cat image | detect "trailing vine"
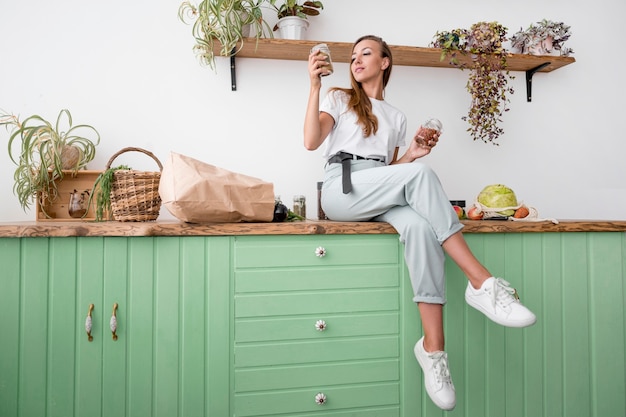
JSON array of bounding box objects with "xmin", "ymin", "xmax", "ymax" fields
[{"xmin": 432, "ymin": 22, "xmax": 514, "ymax": 145}]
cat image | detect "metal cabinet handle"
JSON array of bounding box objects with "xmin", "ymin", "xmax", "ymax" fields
[
  {"xmin": 110, "ymin": 303, "xmax": 118, "ymax": 341},
  {"xmin": 85, "ymin": 304, "xmax": 94, "ymax": 342},
  {"xmin": 315, "ymin": 246, "xmax": 327, "ymax": 257},
  {"xmin": 315, "ymin": 392, "xmax": 327, "ymax": 405},
  {"xmin": 315, "ymin": 320, "xmax": 327, "ymax": 331}
]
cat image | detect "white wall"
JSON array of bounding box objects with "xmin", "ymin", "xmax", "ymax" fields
[{"xmin": 1, "ymin": 0, "xmax": 624, "ymax": 222}]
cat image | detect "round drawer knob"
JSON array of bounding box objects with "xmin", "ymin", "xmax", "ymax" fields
[
  {"xmin": 315, "ymin": 320, "xmax": 327, "ymax": 331},
  {"xmin": 315, "ymin": 392, "xmax": 327, "ymax": 405},
  {"xmin": 315, "ymin": 246, "xmax": 326, "ymax": 257}
]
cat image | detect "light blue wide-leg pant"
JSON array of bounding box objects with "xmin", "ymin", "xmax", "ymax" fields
[{"xmin": 321, "ymin": 160, "xmax": 463, "ymax": 304}]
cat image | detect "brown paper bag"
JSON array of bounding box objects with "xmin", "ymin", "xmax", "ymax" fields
[{"xmin": 159, "ymin": 152, "xmax": 275, "ymax": 223}]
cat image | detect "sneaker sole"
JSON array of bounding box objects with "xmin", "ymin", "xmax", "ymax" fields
[{"xmin": 465, "ymin": 294, "xmax": 537, "ymax": 328}]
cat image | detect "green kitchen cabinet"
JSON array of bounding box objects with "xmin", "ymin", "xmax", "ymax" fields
[
  {"xmin": 1, "ymin": 230, "xmax": 625, "ymax": 417},
  {"xmin": 0, "ymin": 236, "xmax": 231, "ymax": 417}
]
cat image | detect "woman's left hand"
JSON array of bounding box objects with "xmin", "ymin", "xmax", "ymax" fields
[{"xmin": 408, "ymin": 127, "xmax": 440, "ymax": 159}]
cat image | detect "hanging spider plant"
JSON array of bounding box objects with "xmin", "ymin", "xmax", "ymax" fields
[
  {"xmin": 178, "ymin": 0, "xmax": 272, "ymax": 70},
  {"xmin": 0, "ymin": 108, "xmax": 100, "ymax": 213}
]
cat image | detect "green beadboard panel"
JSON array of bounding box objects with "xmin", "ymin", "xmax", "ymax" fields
[
  {"xmin": 75, "ymin": 237, "xmax": 105, "ymax": 417},
  {"xmin": 102, "ymin": 237, "xmax": 128, "ymax": 417},
  {"xmin": 19, "ymin": 238, "xmax": 51, "ymax": 417},
  {"xmin": 47, "ymin": 238, "xmax": 79, "ymax": 417},
  {"xmin": 438, "ymin": 232, "xmax": 626, "ymax": 417},
  {"xmin": 234, "ymin": 382, "xmax": 400, "ymax": 416},
  {"xmin": 153, "ymin": 237, "xmax": 181, "ymax": 417},
  {"xmin": 179, "ymin": 236, "xmax": 208, "ymax": 417},
  {"xmin": 126, "ymin": 237, "xmax": 156, "ymax": 417},
  {"xmin": 0, "ymin": 238, "xmax": 21, "ymax": 417},
  {"xmin": 206, "ymin": 237, "xmax": 232, "ymax": 417},
  {"xmin": 0, "ymin": 236, "xmax": 233, "ymax": 417}
]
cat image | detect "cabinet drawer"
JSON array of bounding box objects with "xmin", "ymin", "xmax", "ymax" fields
[
  {"xmin": 235, "ymin": 264, "xmax": 399, "ymax": 293},
  {"xmin": 235, "ymin": 335, "xmax": 398, "ymax": 367},
  {"xmin": 234, "ymin": 382, "xmax": 399, "ymax": 416},
  {"xmin": 235, "ymin": 359, "xmax": 399, "ymax": 392},
  {"xmin": 235, "ymin": 312, "xmax": 399, "ymax": 343},
  {"xmin": 233, "ymin": 235, "xmax": 399, "ymax": 268},
  {"xmin": 235, "ymin": 288, "xmax": 399, "ymax": 318}
]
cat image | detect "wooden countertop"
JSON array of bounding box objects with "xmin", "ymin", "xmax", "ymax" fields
[{"xmin": 1, "ymin": 220, "xmax": 625, "ymax": 238}]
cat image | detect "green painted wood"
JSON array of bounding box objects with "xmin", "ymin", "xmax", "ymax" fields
[
  {"xmin": 75, "ymin": 237, "xmax": 105, "ymax": 417},
  {"xmin": 235, "ymin": 359, "xmax": 400, "ymax": 392},
  {"xmin": 588, "ymin": 233, "xmax": 626, "ymax": 417},
  {"xmin": 154, "ymin": 237, "xmax": 181, "ymax": 417},
  {"xmin": 235, "ymin": 335, "xmax": 399, "ymax": 368},
  {"xmin": 2, "ymin": 231, "xmax": 624, "ymax": 417},
  {"xmin": 236, "ymin": 312, "xmax": 399, "ymax": 342},
  {"xmin": 0, "ymin": 238, "xmax": 21, "ymax": 417},
  {"xmin": 235, "ymin": 287, "xmax": 400, "ymax": 318},
  {"xmin": 102, "ymin": 237, "xmax": 128, "ymax": 417},
  {"xmin": 233, "ymin": 382, "xmax": 400, "ymax": 416},
  {"xmin": 126, "ymin": 237, "xmax": 155, "ymax": 417},
  {"xmin": 233, "ymin": 234, "xmax": 399, "ymax": 268},
  {"xmin": 180, "ymin": 236, "xmax": 209, "ymax": 417},
  {"xmin": 206, "ymin": 237, "xmax": 232, "ymax": 417},
  {"xmin": 19, "ymin": 238, "xmax": 51, "ymax": 417},
  {"xmin": 235, "ymin": 264, "xmax": 399, "ymax": 293},
  {"xmin": 47, "ymin": 238, "xmax": 78, "ymax": 417}
]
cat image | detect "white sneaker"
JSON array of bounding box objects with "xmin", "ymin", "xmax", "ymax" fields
[
  {"xmin": 465, "ymin": 277, "xmax": 537, "ymax": 328},
  {"xmin": 414, "ymin": 336, "xmax": 456, "ymax": 411}
]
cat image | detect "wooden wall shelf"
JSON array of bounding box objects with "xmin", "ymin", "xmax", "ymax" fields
[
  {"xmin": 217, "ymin": 38, "xmax": 575, "ymax": 99},
  {"xmin": 226, "ymin": 38, "xmax": 575, "ymax": 72}
]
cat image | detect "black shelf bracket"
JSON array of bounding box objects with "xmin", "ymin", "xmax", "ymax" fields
[
  {"xmin": 525, "ymin": 62, "xmax": 550, "ymax": 102},
  {"xmin": 230, "ymin": 49, "xmax": 237, "ymax": 91}
]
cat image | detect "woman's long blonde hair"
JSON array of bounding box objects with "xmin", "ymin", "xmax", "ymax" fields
[{"xmin": 330, "ymin": 35, "xmax": 393, "ymax": 137}]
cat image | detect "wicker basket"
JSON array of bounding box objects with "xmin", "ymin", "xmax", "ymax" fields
[{"xmin": 106, "ymin": 147, "xmax": 163, "ymax": 222}]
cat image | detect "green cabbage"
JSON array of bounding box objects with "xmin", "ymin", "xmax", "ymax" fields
[{"xmin": 477, "ymin": 184, "xmax": 518, "ymax": 216}]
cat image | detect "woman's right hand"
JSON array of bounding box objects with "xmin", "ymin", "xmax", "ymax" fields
[{"xmin": 308, "ymin": 50, "xmax": 329, "ymax": 85}]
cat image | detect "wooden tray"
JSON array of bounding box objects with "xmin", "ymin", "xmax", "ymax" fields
[{"xmin": 36, "ymin": 170, "xmax": 103, "ymax": 222}]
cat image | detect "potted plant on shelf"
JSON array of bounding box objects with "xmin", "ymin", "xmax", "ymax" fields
[
  {"xmin": 0, "ymin": 108, "xmax": 100, "ymax": 214},
  {"xmin": 178, "ymin": 0, "xmax": 272, "ymax": 70},
  {"xmin": 510, "ymin": 19, "xmax": 573, "ymax": 56},
  {"xmin": 268, "ymin": 0, "xmax": 323, "ymax": 40},
  {"xmin": 431, "ymin": 21, "xmax": 514, "ymax": 145}
]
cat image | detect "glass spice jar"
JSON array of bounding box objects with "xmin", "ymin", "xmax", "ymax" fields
[
  {"xmin": 293, "ymin": 195, "xmax": 306, "ymax": 218},
  {"xmin": 417, "ymin": 118, "xmax": 443, "ymax": 146}
]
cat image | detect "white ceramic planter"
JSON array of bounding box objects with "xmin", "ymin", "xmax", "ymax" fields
[{"xmin": 276, "ymin": 16, "xmax": 309, "ymax": 40}]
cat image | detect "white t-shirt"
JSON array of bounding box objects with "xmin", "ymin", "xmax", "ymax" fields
[{"xmin": 319, "ymin": 89, "xmax": 407, "ymax": 164}]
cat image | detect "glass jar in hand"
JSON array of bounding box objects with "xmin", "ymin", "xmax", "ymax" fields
[{"xmin": 416, "ymin": 118, "xmax": 443, "ymax": 146}]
